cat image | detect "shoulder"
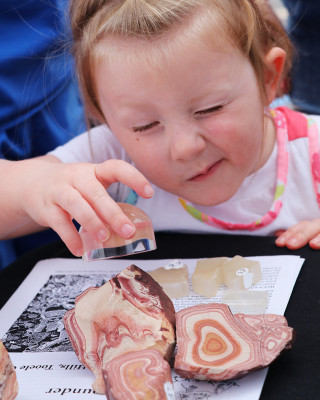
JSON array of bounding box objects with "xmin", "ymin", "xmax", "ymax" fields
[
  {"xmin": 273, "ymin": 106, "xmax": 320, "ymax": 143},
  {"xmin": 89, "ymin": 125, "xmax": 131, "ymax": 163}
]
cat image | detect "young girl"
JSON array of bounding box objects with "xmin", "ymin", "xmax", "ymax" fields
[{"xmin": 1, "ymin": 0, "xmax": 320, "ymax": 259}]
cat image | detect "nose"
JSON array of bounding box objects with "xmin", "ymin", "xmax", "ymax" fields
[{"xmin": 169, "ymin": 123, "xmax": 206, "ymax": 161}]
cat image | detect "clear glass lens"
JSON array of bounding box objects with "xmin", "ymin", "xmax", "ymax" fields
[{"xmin": 79, "ymin": 203, "xmax": 156, "ymax": 261}]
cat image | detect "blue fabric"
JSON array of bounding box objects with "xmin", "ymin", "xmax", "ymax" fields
[
  {"xmin": 283, "ymin": 0, "xmax": 320, "ymax": 114},
  {"xmin": 0, "ymin": 1, "xmax": 86, "ymax": 270}
]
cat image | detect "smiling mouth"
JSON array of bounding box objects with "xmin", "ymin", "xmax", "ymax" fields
[{"xmin": 189, "ymin": 160, "xmax": 222, "ymax": 182}]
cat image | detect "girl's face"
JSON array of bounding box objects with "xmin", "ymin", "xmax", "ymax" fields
[{"xmin": 94, "ymin": 35, "xmax": 276, "ymax": 206}]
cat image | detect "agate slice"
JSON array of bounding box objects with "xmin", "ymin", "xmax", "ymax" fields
[
  {"xmin": 64, "ymin": 265, "xmax": 176, "ymax": 394},
  {"xmin": 103, "ymin": 349, "xmax": 175, "ymax": 400},
  {"xmin": 0, "ymin": 340, "xmax": 18, "ymax": 400},
  {"xmin": 174, "ymin": 303, "xmax": 294, "ymax": 381},
  {"xmin": 149, "ymin": 260, "xmax": 189, "ymax": 298}
]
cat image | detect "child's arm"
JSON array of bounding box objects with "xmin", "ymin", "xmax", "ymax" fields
[
  {"xmin": 0, "ymin": 156, "xmax": 154, "ymax": 257},
  {"xmin": 275, "ymin": 221, "xmax": 320, "ymax": 250}
]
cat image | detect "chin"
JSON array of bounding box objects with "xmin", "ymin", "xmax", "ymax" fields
[
  {"xmin": 181, "ymin": 196, "xmax": 222, "ymax": 207},
  {"xmin": 182, "ymin": 189, "xmax": 237, "ymax": 207}
]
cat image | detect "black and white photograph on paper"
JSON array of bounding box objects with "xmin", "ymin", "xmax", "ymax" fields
[{"xmin": 2, "ymin": 274, "xmax": 107, "ymax": 352}]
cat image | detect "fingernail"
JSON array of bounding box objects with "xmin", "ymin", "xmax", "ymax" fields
[
  {"xmin": 122, "ymin": 223, "xmax": 135, "ymax": 237},
  {"xmin": 144, "ymin": 184, "xmax": 154, "ymax": 197},
  {"xmin": 276, "ymin": 236, "xmax": 285, "ymax": 244},
  {"xmin": 75, "ymin": 248, "xmax": 84, "ymax": 257},
  {"xmin": 97, "ymin": 229, "xmax": 109, "ymax": 242}
]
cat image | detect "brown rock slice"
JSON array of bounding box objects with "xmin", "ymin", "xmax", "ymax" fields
[
  {"xmin": 63, "ymin": 265, "xmax": 176, "ymax": 394},
  {"xmin": 103, "ymin": 349, "xmax": 175, "ymax": 400},
  {"xmin": 0, "ymin": 340, "xmax": 18, "ymax": 400},
  {"xmin": 174, "ymin": 303, "xmax": 294, "ymax": 381}
]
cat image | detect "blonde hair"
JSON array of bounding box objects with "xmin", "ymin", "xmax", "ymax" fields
[{"xmin": 69, "ymin": 0, "xmax": 293, "ymax": 123}]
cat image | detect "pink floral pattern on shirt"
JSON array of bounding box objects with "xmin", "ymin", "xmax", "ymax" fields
[{"xmin": 308, "ymin": 118, "xmax": 320, "ymax": 206}]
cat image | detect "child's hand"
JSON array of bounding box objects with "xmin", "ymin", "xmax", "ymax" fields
[
  {"xmin": 275, "ymin": 220, "xmax": 320, "ymax": 249},
  {"xmin": 18, "ymin": 157, "xmax": 154, "ymax": 257}
]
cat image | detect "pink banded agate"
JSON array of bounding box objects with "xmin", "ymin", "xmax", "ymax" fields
[
  {"xmin": 174, "ymin": 303, "xmax": 295, "ymax": 381},
  {"xmin": 63, "ymin": 265, "xmax": 176, "ymax": 394},
  {"xmin": 103, "ymin": 349, "xmax": 175, "ymax": 400}
]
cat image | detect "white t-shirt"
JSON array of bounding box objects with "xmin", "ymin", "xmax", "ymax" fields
[{"xmin": 49, "ymin": 111, "xmax": 320, "ymax": 236}]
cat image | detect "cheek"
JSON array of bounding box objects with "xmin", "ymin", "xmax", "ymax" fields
[
  {"xmin": 205, "ymin": 116, "xmax": 263, "ymax": 169},
  {"xmin": 121, "ymin": 138, "xmax": 169, "ymax": 180},
  {"xmin": 204, "ymin": 118, "xmax": 242, "ymax": 152}
]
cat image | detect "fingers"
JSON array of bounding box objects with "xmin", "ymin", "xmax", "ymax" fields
[
  {"xmin": 95, "ymin": 160, "xmax": 154, "ymax": 199},
  {"xmin": 75, "ymin": 160, "xmax": 154, "ymax": 238},
  {"xmin": 53, "ymin": 184, "xmax": 111, "ymax": 244},
  {"xmin": 50, "ymin": 160, "xmax": 154, "ymax": 255},
  {"xmin": 309, "ymin": 233, "xmax": 320, "ymax": 249},
  {"xmin": 45, "ymin": 205, "xmax": 84, "ymax": 257},
  {"xmin": 21, "ymin": 159, "xmax": 154, "ymax": 257},
  {"xmin": 48, "ymin": 186, "xmax": 137, "ymax": 257},
  {"xmin": 275, "ymin": 219, "xmax": 320, "ymax": 249}
]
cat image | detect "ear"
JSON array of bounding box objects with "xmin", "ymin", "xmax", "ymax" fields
[{"xmin": 264, "ymin": 47, "xmax": 286, "ymax": 105}]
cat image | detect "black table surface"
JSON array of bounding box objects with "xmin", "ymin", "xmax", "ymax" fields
[{"xmin": 1, "ymin": 232, "xmax": 319, "ymax": 399}]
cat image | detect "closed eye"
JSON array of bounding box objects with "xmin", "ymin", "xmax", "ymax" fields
[
  {"xmin": 133, "ymin": 121, "xmax": 159, "ymax": 132},
  {"xmin": 195, "ymin": 105, "xmax": 223, "ymax": 116}
]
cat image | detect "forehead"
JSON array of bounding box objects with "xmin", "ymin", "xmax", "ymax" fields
[
  {"xmin": 92, "ymin": 9, "xmax": 235, "ymax": 71},
  {"xmin": 93, "ymin": 34, "xmax": 257, "ymax": 120},
  {"xmin": 94, "ymin": 33, "xmax": 244, "ymax": 95},
  {"xmin": 90, "ymin": 10, "xmax": 257, "ymax": 116}
]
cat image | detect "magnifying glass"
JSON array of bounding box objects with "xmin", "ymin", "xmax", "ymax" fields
[{"xmin": 79, "ymin": 203, "xmax": 156, "ymax": 261}]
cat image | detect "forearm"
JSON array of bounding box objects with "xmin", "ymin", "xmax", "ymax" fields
[{"xmin": 0, "ymin": 155, "xmax": 61, "ymax": 239}]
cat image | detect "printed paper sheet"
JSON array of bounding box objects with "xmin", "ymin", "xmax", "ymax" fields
[{"xmin": 0, "ymin": 255, "xmax": 304, "ymax": 399}]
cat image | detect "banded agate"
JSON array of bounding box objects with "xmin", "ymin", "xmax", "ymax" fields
[
  {"xmin": 63, "ymin": 265, "xmax": 176, "ymax": 394},
  {"xmin": 0, "ymin": 340, "xmax": 18, "ymax": 400},
  {"xmin": 103, "ymin": 349, "xmax": 175, "ymax": 400},
  {"xmin": 174, "ymin": 303, "xmax": 294, "ymax": 381}
]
